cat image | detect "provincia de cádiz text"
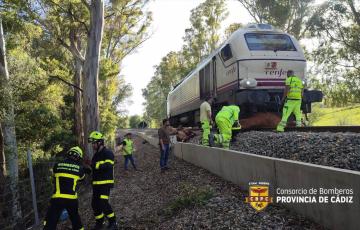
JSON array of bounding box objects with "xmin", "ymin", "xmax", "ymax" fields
[{"xmin": 276, "ymin": 187, "xmax": 354, "ymax": 204}]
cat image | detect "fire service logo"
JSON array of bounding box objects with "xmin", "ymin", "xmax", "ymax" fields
[{"xmin": 245, "ymin": 182, "xmax": 273, "ymax": 211}]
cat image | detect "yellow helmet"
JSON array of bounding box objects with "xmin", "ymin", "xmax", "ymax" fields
[
  {"xmin": 67, "ymin": 146, "xmax": 83, "ymax": 160},
  {"xmin": 88, "ymin": 131, "xmax": 104, "ymax": 143}
]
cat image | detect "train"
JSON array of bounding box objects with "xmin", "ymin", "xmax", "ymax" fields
[{"xmin": 167, "ymin": 23, "xmax": 323, "ymax": 127}]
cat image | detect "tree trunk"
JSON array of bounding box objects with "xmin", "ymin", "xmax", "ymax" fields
[
  {"xmin": 74, "ymin": 58, "xmax": 85, "ymax": 151},
  {"xmin": 83, "ymin": 0, "xmax": 104, "ymax": 158},
  {"xmin": 0, "ymin": 18, "xmax": 23, "ymax": 229},
  {"xmin": 0, "ymin": 123, "xmax": 5, "ymax": 177}
]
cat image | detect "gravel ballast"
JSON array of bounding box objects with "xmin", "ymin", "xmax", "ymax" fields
[
  {"xmin": 54, "ymin": 135, "xmax": 324, "ymax": 229},
  {"xmin": 190, "ymin": 131, "xmax": 360, "ymax": 171}
]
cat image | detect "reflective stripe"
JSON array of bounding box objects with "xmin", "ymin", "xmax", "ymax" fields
[
  {"xmin": 55, "ymin": 177, "xmax": 60, "ymax": 195},
  {"xmin": 95, "ymin": 213, "xmax": 104, "ymax": 219},
  {"xmin": 287, "ymin": 76, "xmax": 303, "ymax": 99},
  {"xmin": 80, "ymin": 228, "xmax": 84, "ymax": 230},
  {"xmin": 107, "ymin": 212, "xmax": 115, "ymax": 218},
  {"xmin": 95, "ymin": 160, "xmax": 114, "ymax": 169},
  {"xmin": 55, "ymin": 173, "xmax": 80, "ymax": 179},
  {"xmin": 53, "ymin": 173, "xmax": 79, "ymax": 199},
  {"xmin": 93, "ymin": 180, "xmax": 114, "ymax": 185},
  {"xmin": 44, "ymin": 221, "xmax": 46, "ymax": 225},
  {"xmin": 100, "ymin": 195, "xmax": 109, "ymax": 199},
  {"xmin": 52, "ymin": 193, "xmax": 77, "ymax": 199}
]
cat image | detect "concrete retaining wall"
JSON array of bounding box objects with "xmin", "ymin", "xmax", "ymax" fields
[
  {"xmin": 136, "ymin": 131, "xmax": 159, "ymax": 147},
  {"xmin": 175, "ymin": 143, "xmax": 360, "ymax": 230},
  {"xmin": 135, "ymin": 132, "xmax": 359, "ymax": 229}
]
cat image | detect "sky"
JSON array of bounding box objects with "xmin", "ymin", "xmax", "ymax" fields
[{"xmin": 121, "ymin": 0, "xmax": 251, "ymax": 116}]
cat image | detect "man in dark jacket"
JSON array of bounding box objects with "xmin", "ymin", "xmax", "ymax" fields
[
  {"xmin": 88, "ymin": 131, "xmax": 118, "ymax": 230},
  {"xmin": 43, "ymin": 146, "xmax": 86, "ymax": 230}
]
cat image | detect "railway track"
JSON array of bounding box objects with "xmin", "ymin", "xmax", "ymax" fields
[
  {"xmin": 240, "ymin": 126, "xmax": 360, "ymax": 133},
  {"xmin": 137, "ymin": 126, "xmax": 360, "ymax": 134}
]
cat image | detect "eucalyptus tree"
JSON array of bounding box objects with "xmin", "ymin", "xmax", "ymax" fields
[
  {"xmin": 9, "ymin": 0, "xmax": 151, "ymax": 156},
  {"xmin": 307, "ymin": 0, "xmax": 360, "ymax": 106},
  {"xmin": 182, "ymin": 0, "xmax": 228, "ymax": 69},
  {"xmin": 0, "ymin": 16, "xmax": 23, "ymax": 228},
  {"xmin": 143, "ymin": 0, "xmax": 228, "ymax": 125},
  {"xmin": 237, "ymin": 0, "xmax": 314, "ymax": 39}
]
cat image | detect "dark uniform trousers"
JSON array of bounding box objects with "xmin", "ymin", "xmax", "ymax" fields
[
  {"xmin": 44, "ymin": 198, "xmax": 83, "ymax": 230},
  {"xmin": 91, "ymin": 185, "xmax": 115, "ymax": 222}
]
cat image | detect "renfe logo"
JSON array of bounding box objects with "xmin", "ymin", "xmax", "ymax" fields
[{"xmin": 265, "ymin": 62, "xmax": 286, "ymax": 77}]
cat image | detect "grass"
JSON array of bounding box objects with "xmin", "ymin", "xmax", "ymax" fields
[
  {"xmin": 308, "ymin": 103, "xmax": 360, "ymax": 126},
  {"xmin": 164, "ymin": 183, "xmax": 214, "ymax": 216}
]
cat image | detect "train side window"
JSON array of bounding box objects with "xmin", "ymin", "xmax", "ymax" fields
[
  {"xmin": 221, "ymin": 44, "xmax": 233, "ymax": 61},
  {"xmin": 199, "ymin": 63, "xmax": 211, "ymax": 100}
]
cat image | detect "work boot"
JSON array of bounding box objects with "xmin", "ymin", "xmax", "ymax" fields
[
  {"xmin": 208, "ymin": 133, "xmax": 215, "ymax": 147},
  {"xmin": 107, "ymin": 221, "xmax": 118, "ymax": 230},
  {"xmin": 91, "ymin": 220, "xmax": 104, "ymax": 230}
]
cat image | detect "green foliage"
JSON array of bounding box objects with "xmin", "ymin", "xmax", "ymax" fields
[
  {"xmin": 307, "ymin": 0, "xmax": 360, "ymax": 106},
  {"xmin": 143, "ymin": 0, "xmax": 228, "ymax": 125},
  {"xmin": 143, "ymin": 51, "xmax": 186, "ymax": 125},
  {"xmin": 182, "ymin": 0, "xmax": 228, "ymax": 67},
  {"xmin": 224, "ymin": 22, "xmax": 244, "ymax": 38},
  {"xmin": 103, "ymin": 0, "xmax": 152, "ymax": 63},
  {"xmin": 7, "ymin": 44, "xmax": 75, "ymax": 155},
  {"xmin": 164, "ymin": 183, "xmax": 214, "ymax": 217},
  {"xmin": 306, "ymin": 103, "xmax": 325, "ymax": 126},
  {"xmin": 1, "ymin": 0, "xmax": 150, "ymax": 157},
  {"xmin": 99, "ymin": 58, "xmax": 132, "ymax": 141},
  {"xmin": 128, "ymin": 115, "xmax": 141, "ymax": 128},
  {"xmin": 309, "ymin": 104, "xmax": 360, "ymax": 126},
  {"xmin": 238, "ymin": 0, "xmax": 315, "ymax": 39}
]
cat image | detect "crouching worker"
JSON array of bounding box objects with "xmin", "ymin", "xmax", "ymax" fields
[
  {"xmin": 209, "ymin": 105, "xmax": 240, "ymax": 149},
  {"xmin": 43, "ymin": 146, "xmax": 87, "ymax": 230},
  {"xmin": 121, "ymin": 133, "xmax": 137, "ymax": 170}
]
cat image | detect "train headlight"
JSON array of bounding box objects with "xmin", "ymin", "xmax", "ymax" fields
[{"xmin": 240, "ymin": 78, "xmax": 257, "ymax": 88}]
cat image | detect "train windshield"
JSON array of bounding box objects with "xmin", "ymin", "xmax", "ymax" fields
[{"xmin": 245, "ymin": 33, "xmax": 297, "ymax": 51}]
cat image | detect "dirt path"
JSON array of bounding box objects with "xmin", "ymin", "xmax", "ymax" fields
[{"xmin": 56, "ymin": 135, "xmax": 322, "ymax": 229}]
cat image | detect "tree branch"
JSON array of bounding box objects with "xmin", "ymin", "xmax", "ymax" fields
[
  {"xmin": 238, "ymin": 1, "xmax": 260, "ymax": 23},
  {"xmin": 347, "ymin": 0, "xmax": 360, "ymax": 26},
  {"xmin": 49, "ymin": 75, "xmax": 83, "ymax": 92}
]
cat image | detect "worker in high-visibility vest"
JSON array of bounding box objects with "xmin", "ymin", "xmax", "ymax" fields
[
  {"xmin": 43, "ymin": 146, "xmax": 87, "ymax": 230},
  {"xmin": 88, "ymin": 131, "xmax": 118, "ymax": 230},
  {"xmin": 199, "ymin": 97, "xmax": 214, "ymax": 146},
  {"xmin": 121, "ymin": 133, "xmax": 137, "ymax": 170},
  {"xmin": 209, "ymin": 105, "xmax": 240, "ymax": 149},
  {"xmin": 276, "ymin": 70, "xmax": 304, "ymax": 132}
]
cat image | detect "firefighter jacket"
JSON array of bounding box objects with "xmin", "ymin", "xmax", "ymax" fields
[
  {"xmin": 122, "ymin": 138, "xmax": 133, "ymax": 156},
  {"xmin": 286, "ymin": 75, "xmax": 303, "ymax": 100},
  {"xmin": 91, "ymin": 147, "xmax": 114, "ymax": 187},
  {"xmin": 51, "ymin": 158, "xmax": 85, "ymax": 199}
]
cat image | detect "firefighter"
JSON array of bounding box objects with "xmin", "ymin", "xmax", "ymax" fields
[
  {"xmin": 43, "ymin": 146, "xmax": 86, "ymax": 230},
  {"xmin": 88, "ymin": 131, "xmax": 118, "ymax": 230},
  {"xmin": 276, "ymin": 70, "xmax": 304, "ymax": 132},
  {"xmin": 200, "ymin": 97, "xmax": 214, "ymax": 146},
  {"xmin": 121, "ymin": 133, "xmax": 137, "ymax": 170},
  {"xmin": 209, "ymin": 105, "xmax": 240, "ymax": 149}
]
